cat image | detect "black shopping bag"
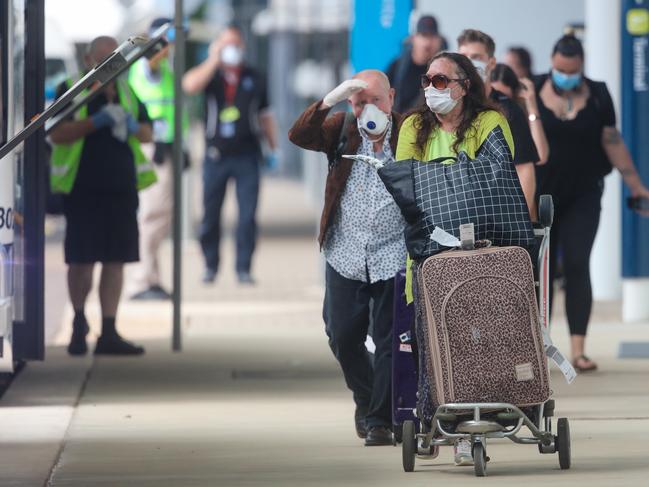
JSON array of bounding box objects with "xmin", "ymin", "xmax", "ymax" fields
[{"xmin": 378, "ymin": 126, "xmax": 535, "ymax": 260}]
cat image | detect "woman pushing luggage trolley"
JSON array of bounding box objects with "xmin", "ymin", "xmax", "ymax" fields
[
  {"xmin": 348, "ymin": 151, "xmax": 576, "ymax": 475},
  {"xmin": 347, "ymin": 51, "xmax": 575, "ymax": 476},
  {"xmin": 344, "ymin": 150, "xmax": 576, "ymax": 476}
]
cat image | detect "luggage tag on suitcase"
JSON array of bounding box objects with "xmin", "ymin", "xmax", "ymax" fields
[
  {"xmin": 399, "ymin": 331, "xmax": 413, "ymax": 353},
  {"xmin": 547, "ymin": 346, "xmax": 577, "ymax": 384},
  {"xmin": 430, "ymin": 227, "xmax": 461, "ymax": 247},
  {"xmin": 430, "ymin": 225, "xmax": 474, "ymax": 249},
  {"xmin": 431, "ymin": 225, "xmax": 490, "ymax": 250},
  {"xmin": 541, "ymin": 327, "xmax": 577, "ymax": 384},
  {"xmin": 459, "ymin": 223, "xmax": 475, "ymax": 250}
]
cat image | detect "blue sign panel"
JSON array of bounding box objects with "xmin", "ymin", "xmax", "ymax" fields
[
  {"xmin": 350, "ymin": 0, "xmax": 412, "ymax": 73},
  {"xmin": 622, "ymin": 0, "xmax": 649, "ymax": 277}
]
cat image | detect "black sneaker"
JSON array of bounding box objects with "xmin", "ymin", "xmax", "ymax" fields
[
  {"xmin": 131, "ymin": 285, "xmax": 171, "ymax": 301},
  {"xmin": 364, "ymin": 426, "xmax": 393, "ymax": 446},
  {"xmin": 67, "ymin": 319, "xmax": 90, "ymax": 356},
  {"xmin": 94, "ymin": 334, "xmax": 145, "ymax": 356}
]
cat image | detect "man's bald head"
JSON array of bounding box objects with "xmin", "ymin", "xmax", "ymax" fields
[
  {"xmin": 348, "ymin": 69, "xmax": 395, "ymax": 118},
  {"xmin": 353, "ymin": 69, "xmax": 391, "ymax": 93},
  {"xmin": 85, "ymin": 36, "xmax": 118, "ymax": 69}
]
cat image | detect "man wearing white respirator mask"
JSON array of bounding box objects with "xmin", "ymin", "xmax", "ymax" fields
[
  {"xmin": 457, "ymin": 29, "xmax": 540, "ymax": 219},
  {"xmin": 289, "ymin": 70, "xmax": 405, "ymax": 446},
  {"xmin": 183, "ymin": 25, "xmax": 278, "ymax": 285}
]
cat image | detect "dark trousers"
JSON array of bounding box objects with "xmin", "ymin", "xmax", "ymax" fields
[
  {"xmin": 549, "ymin": 185, "xmax": 603, "ymax": 336},
  {"xmin": 200, "ymin": 152, "xmax": 260, "ymax": 274},
  {"xmin": 323, "ymin": 263, "xmax": 394, "ymax": 428}
]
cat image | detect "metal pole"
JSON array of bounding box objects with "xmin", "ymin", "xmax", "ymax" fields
[{"xmin": 172, "ymin": 0, "xmax": 184, "ymax": 351}]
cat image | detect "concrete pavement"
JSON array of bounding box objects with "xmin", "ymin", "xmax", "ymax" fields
[{"xmin": 1, "ymin": 177, "xmax": 648, "ymax": 486}]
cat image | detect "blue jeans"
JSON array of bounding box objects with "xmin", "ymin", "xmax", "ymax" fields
[{"xmin": 200, "ymin": 152, "xmax": 260, "ymax": 274}]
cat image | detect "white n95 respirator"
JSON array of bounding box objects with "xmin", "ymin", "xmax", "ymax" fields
[
  {"xmin": 221, "ymin": 45, "xmax": 243, "ymax": 66},
  {"xmin": 358, "ymin": 104, "xmax": 389, "ymax": 137}
]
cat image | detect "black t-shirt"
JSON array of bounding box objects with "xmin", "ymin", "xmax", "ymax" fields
[
  {"xmin": 203, "ymin": 66, "xmax": 269, "ymax": 158},
  {"xmin": 534, "ymin": 76, "xmax": 615, "ymax": 203},
  {"xmin": 54, "ymin": 82, "xmax": 151, "ymax": 199},
  {"xmin": 385, "ymin": 52, "xmax": 427, "ymax": 114},
  {"xmin": 490, "ymin": 89, "xmax": 539, "ymax": 166}
]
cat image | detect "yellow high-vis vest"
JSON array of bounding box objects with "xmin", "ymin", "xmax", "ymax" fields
[
  {"xmin": 50, "ymin": 79, "xmax": 157, "ymax": 194},
  {"xmin": 128, "ymin": 57, "xmax": 188, "ymax": 143}
]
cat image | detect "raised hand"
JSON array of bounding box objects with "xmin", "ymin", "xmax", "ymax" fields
[
  {"xmin": 518, "ymin": 77, "xmax": 537, "ymax": 103},
  {"xmin": 323, "ymin": 79, "xmax": 368, "ymax": 108}
]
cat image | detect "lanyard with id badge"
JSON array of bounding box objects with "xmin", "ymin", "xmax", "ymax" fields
[{"xmin": 219, "ymin": 106, "xmax": 240, "ymax": 138}]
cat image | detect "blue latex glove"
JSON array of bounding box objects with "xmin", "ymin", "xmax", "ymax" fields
[
  {"xmin": 126, "ymin": 114, "xmax": 140, "ymax": 135},
  {"xmin": 91, "ymin": 108, "xmax": 115, "ymax": 129},
  {"xmin": 265, "ymin": 152, "xmax": 278, "ymax": 170}
]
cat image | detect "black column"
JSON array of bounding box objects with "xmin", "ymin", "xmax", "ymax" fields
[{"xmin": 13, "ymin": 0, "xmax": 45, "ymax": 361}]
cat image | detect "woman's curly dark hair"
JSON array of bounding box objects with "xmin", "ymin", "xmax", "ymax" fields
[{"xmin": 407, "ymin": 52, "xmax": 499, "ymax": 155}]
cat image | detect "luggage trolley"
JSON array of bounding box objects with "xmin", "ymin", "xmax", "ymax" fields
[{"xmin": 400, "ymin": 195, "xmax": 572, "ymax": 477}]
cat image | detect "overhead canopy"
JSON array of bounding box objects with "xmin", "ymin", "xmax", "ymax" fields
[
  {"xmin": 252, "ymin": 0, "xmax": 350, "ymax": 35},
  {"xmin": 44, "ymin": 0, "xmax": 205, "ymax": 45},
  {"xmin": 45, "ymin": 0, "xmax": 126, "ymax": 43}
]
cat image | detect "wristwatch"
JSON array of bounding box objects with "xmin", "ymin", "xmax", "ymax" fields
[{"xmin": 528, "ymin": 113, "xmax": 539, "ymax": 122}]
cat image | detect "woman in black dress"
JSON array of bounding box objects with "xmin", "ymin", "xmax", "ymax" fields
[{"xmin": 535, "ymin": 35, "xmax": 649, "ymax": 372}]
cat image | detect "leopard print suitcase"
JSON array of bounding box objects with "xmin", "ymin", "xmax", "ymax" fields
[{"xmin": 415, "ymin": 246, "xmax": 550, "ymax": 409}]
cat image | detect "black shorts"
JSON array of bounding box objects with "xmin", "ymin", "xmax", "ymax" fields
[{"xmin": 63, "ymin": 193, "xmax": 139, "ymax": 264}]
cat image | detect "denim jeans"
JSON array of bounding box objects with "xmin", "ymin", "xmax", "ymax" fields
[{"xmin": 200, "ymin": 152, "xmax": 260, "ymax": 274}]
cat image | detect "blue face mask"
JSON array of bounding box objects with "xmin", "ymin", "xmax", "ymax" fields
[{"xmin": 551, "ymin": 69, "xmax": 582, "ymax": 91}]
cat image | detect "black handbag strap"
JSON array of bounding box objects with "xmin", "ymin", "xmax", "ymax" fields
[{"xmin": 329, "ymin": 112, "xmax": 355, "ymax": 171}]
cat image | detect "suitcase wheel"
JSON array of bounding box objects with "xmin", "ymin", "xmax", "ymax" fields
[
  {"xmin": 473, "ymin": 442, "xmax": 488, "ymax": 477},
  {"xmin": 402, "ymin": 420, "xmax": 416, "ymax": 472},
  {"xmin": 556, "ymin": 418, "xmax": 571, "ymax": 470}
]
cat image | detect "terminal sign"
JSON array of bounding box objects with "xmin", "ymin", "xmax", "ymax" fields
[{"xmin": 622, "ymin": 0, "xmax": 649, "ymax": 278}]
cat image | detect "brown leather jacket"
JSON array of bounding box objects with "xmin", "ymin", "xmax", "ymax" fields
[{"xmin": 288, "ymin": 100, "xmax": 403, "ymax": 247}]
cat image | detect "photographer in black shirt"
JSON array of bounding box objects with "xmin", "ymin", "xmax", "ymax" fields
[{"xmin": 385, "ymin": 15, "xmax": 444, "ymax": 113}]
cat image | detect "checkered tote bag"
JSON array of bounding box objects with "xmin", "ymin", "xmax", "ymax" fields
[{"xmin": 378, "ymin": 126, "xmax": 535, "ymax": 260}]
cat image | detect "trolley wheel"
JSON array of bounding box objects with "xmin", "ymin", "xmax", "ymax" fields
[
  {"xmin": 473, "ymin": 442, "xmax": 487, "ymax": 477},
  {"xmin": 539, "ymin": 194, "xmax": 554, "ymax": 227},
  {"xmin": 556, "ymin": 418, "xmax": 571, "ymax": 470},
  {"xmin": 402, "ymin": 420, "xmax": 416, "ymax": 472},
  {"xmin": 393, "ymin": 423, "xmax": 403, "ymax": 445}
]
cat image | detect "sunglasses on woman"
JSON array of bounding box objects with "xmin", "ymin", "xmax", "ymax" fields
[{"xmin": 420, "ymin": 74, "xmax": 466, "ymax": 90}]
